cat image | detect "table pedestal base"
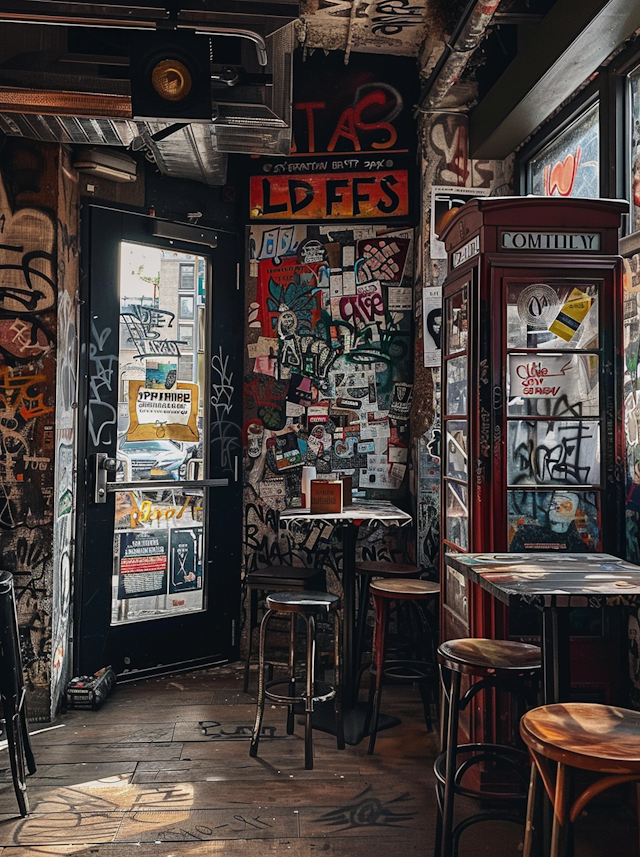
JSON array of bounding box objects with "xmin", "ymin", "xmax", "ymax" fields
[{"xmin": 312, "ymin": 700, "xmax": 401, "ymax": 746}]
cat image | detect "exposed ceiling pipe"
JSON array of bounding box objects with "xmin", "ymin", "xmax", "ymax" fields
[
  {"xmin": 415, "ymin": 0, "xmax": 502, "ymax": 117},
  {"xmin": 0, "ymin": 6, "xmax": 269, "ymax": 66}
]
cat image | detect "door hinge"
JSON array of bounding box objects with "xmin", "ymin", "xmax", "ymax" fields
[
  {"xmin": 236, "ymin": 263, "xmax": 240, "ymax": 291},
  {"xmin": 231, "ymin": 619, "xmax": 236, "ymax": 646}
]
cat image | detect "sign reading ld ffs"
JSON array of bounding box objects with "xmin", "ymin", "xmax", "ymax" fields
[
  {"xmin": 250, "ymin": 171, "xmax": 409, "ymax": 221},
  {"xmin": 501, "ymin": 231, "xmax": 601, "ymax": 251}
]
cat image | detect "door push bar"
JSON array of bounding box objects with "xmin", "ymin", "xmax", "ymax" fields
[{"xmin": 92, "ymin": 453, "xmax": 228, "ymax": 504}]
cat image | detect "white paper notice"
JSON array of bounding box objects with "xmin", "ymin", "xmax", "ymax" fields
[
  {"xmin": 388, "ymin": 287, "xmax": 412, "ymax": 311},
  {"xmin": 342, "ymin": 270, "xmax": 357, "ymax": 295},
  {"xmin": 342, "ymin": 246, "xmax": 355, "ymax": 267},
  {"xmin": 423, "ymin": 286, "xmax": 442, "ymax": 368}
]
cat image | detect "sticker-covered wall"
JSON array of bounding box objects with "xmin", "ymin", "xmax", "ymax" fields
[
  {"xmin": 243, "ymin": 223, "xmax": 415, "ymax": 581},
  {"xmin": 242, "ymin": 50, "xmax": 419, "ymax": 593},
  {"xmin": 0, "ymin": 140, "xmax": 79, "ymax": 719}
]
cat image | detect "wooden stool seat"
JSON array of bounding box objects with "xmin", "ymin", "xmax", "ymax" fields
[
  {"xmin": 369, "ymin": 578, "xmax": 440, "ymax": 599},
  {"xmin": 522, "ymin": 702, "xmax": 640, "ymax": 771},
  {"xmin": 356, "ymin": 561, "xmax": 421, "ymax": 576},
  {"xmin": 438, "ymin": 638, "xmax": 542, "ymax": 678},
  {"xmin": 520, "ymin": 703, "xmax": 640, "ymax": 856}
]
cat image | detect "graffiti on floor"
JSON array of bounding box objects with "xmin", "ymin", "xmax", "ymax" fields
[
  {"xmin": 199, "ymin": 720, "xmax": 277, "ymax": 740},
  {"xmin": 312, "ymin": 785, "xmax": 417, "ymax": 829}
]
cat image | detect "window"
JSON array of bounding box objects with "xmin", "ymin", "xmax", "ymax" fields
[
  {"xmin": 528, "ymin": 103, "xmax": 599, "ymax": 198},
  {"xmin": 629, "ymin": 67, "xmax": 640, "ymax": 234},
  {"xmin": 179, "ymin": 295, "xmax": 194, "ymax": 319},
  {"xmin": 179, "ymin": 263, "xmax": 195, "ymax": 291},
  {"xmin": 179, "ymin": 323, "xmax": 193, "ymax": 349}
]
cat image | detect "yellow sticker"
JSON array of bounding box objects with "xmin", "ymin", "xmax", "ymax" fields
[{"xmin": 548, "ymin": 288, "xmax": 592, "ymax": 342}]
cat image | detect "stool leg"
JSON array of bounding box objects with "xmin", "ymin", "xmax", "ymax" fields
[
  {"xmin": 433, "ymin": 779, "xmax": 443, "ymax": 857},
  {"xmin": 551, "ymin": 762, "xmax": 569, "ymax": 857},
  {"xmin": 334, "ymin": 608, "xmax": 345, "ymax": 751},
  {"xmin": 243, "ymin": 587, "xmax": 258, "ymax": 694},
  {"xmin": 249, "ymin": 609, "xmax": 272, "ymax": 759},
  {"xmin": 20, "ymin": 697, "xmax": 35, "ymax": 776},
  {"xmin": 304, "ymin": 614, "xmax": 316, "ymax": 771},
  {"xmin": 286, "ymin": 613, "xmax": 296, "ymax": 735},
  {"xmin": 367, "ymin": 593, "xmax": 389, "ymax": 755},
  {"xmin": 523, "ymin": 760, "xmax": 540, "ymax": 857},
  {"xmin": 440, "ymin": 668, "xmax": 462, "ymax": 857},
  {"xmin": 417, "ymin": 674, "xmax": 434, "ymax": 732},
  {"xmin": 355, "ymin": 575, "xmax": 372, "ymax": 689}
]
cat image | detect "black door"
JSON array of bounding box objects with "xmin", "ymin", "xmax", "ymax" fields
[{"xmin": 75, "ymin": 206, "xmax": 242, "ymax": 678}]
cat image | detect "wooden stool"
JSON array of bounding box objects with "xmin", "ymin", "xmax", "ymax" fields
[
  {"xmin": 243, "ymin": 565, "xmax": 325, "ymax": 693},
  {"xmin": 366, "ymin": 578, "xmax": 440, "ymax": 754},
  {"xmin": 436, "ymin": 638, "xmax": 542, "ymax": 857},
  {"xmin": 354, "ymin": 561, "xmax": 421, "ymax": 680},
  {"xmin": 520, "ymin": 702, "xmax": 640, "ymax": 857},
  {"xmin": 249, "ymin": 590, "xmax": 344, "ymax": 770}
]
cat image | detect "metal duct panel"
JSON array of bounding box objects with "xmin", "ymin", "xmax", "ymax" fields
[
  {"xmin": 265, "ymin": 22, "xmax": 293, "ymax": 129},
  {"xmin": 0, "ymin": 113, "xmax": 138, "ymax": 145},
  {"xmin": 210, "ymin": 124, "xmax": 291, "ymax": 155},
  {"xmin": 142, "ymin": 122, "xmax": 228, "ymax": 186}
]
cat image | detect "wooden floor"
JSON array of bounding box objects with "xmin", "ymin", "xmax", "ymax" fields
[{"xmin": 0, "ymin": 662, "xmax": 637, "ymax": 856}]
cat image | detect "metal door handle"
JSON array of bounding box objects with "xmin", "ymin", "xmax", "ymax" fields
[{"xmin": 93, "ymin": 452, "xmax": 117, "ymax": 504}]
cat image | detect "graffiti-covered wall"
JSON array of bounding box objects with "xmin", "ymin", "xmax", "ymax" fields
[
  {"xmin": 243, "ymin": 223, "xmax": 415, "ymax": 585},
  {"xmin": 0, "ymin": 140, "xmax": 79, "ymax": 719},
  {"xmin": 414, "ymin": 112, "xmax": 513, "ymax": 577}
]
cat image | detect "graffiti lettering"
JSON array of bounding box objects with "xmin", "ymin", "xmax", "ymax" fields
[
  {"xmin": 121, "ymin": 304, "xmax": 184, "ymax": 360},
  {"xmin": 88, "ymin": 322, "xmax": 117, "ymax": 447},
  {"xmin": 210, "ymin": 347, "xmax": 241, "ymax": 472}
]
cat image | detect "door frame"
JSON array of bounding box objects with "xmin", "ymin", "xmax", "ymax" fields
[{"xmin": 74, "ymin": 204, "xmax": 243, "ymax": 679}]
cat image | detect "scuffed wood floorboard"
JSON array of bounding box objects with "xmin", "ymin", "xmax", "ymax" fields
[{"xmin": 0, "ymin": 662, "xmax": 636, "ymax": 856}]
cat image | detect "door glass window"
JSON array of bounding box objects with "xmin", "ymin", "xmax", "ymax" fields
[
  {"xmin": 506, "ymin": 281, "xmax": 599, "ymax": 350},
  {"xmin": 507, "ymin": 419, "xmax": 601, "ymax": 487},
  {"xmin": 112, "ymin": 242, "xmax": 206, "ymax": 625}
]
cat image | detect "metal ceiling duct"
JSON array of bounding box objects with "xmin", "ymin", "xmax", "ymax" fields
[{"xmin": 0, "ymin": 14, "xmax": 295, "ymax": 185}]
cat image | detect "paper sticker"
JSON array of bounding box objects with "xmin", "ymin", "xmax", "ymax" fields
[
  {"xmin": 390, "ymin": 383, "xmax": 413, "ymax": 420},
  {"xmin": 389, "ymin": 446, "xmax": 408, "ymax": 463}
]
